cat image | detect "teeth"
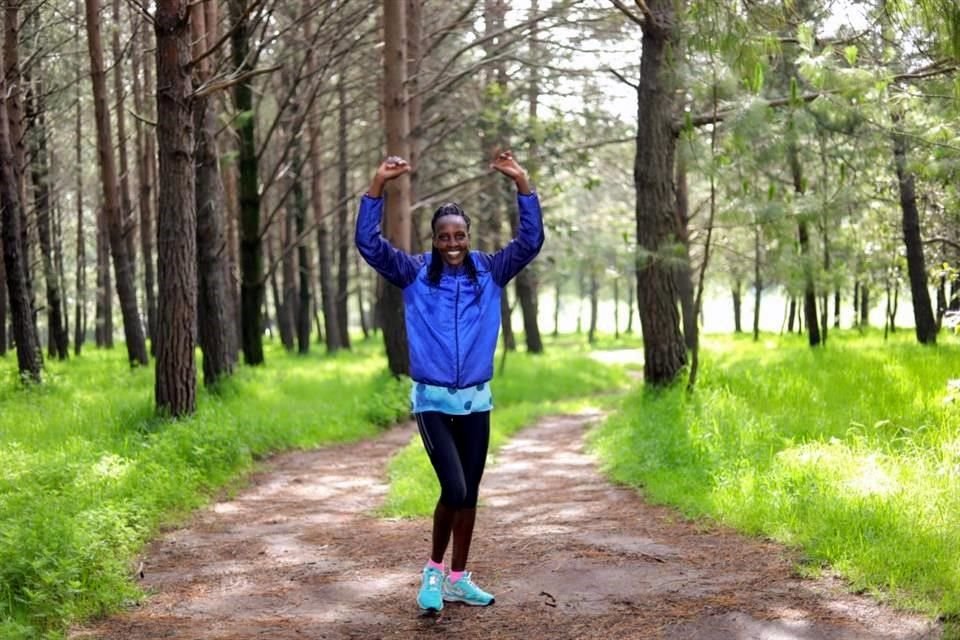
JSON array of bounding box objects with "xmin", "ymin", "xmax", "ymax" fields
[{"xmin": 447, "ymin": 251, "xmax": 462, "ymax": 257}]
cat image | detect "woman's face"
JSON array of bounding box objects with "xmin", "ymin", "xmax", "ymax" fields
[{"xmin": 433, "ymin": 215, "xmax": 470, "ymax": 267}]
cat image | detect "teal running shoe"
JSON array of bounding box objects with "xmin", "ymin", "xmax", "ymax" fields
[
  {"xmin": 441, "ymin": 572, "xmax": 495, "ymax": 606},
  {"xmin": 417, "ymin": 566, "xmax": 444, "ymax": 612}
]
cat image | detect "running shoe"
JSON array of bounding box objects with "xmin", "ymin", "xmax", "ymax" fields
[
  {"xmin": 417, "ymin": 565, "xmax": 444, "ymax": 612},
  {"xmin": 442, "ymin": 572, "xmax": 495, "ymax": 606}
]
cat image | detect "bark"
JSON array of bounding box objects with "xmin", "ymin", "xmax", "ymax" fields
[
  {"xmin": 0, "ymin": 237, "xmax": 6, "ymax": 355},
  {"xmin": 194, "ymin": 107, "xmax": 237, "ymax": 385},
  {"xmin": 587, "ymin": 272, "xmax": 599, "ymax": 344},
  {"xmin": 289, "ymin": 131, "xmax": 311, "ymax": 354},
  {"xmin": 95, "ymin": 202, "xmax": 112, "ymax": 347},
  {"xmin": 308, "ymin": 104, "xmax": 340, "ymax": 353},
  {"xmin": 786, "ymin": 134, "xmax": 820, "ymax": 347},
  {"xmin": 335, "ymin": 74, "xmax": 352, "ymax": 350},
  {"xmin": 674, "ymin": 148, "xmax": 696, "ymax": 350},
  {"xmin": 1, "ymin": 75, "xmax": 41, "ymax": 380},
  {"xmin": 406, "ymin": 0, "xmax": 423, "ymax": 254},
  {"xmin": 381, "ymin": 0, "xmax": 411, "ymax": 376},
  {"xmin": 231, "ymin": 0, "xmax": 265, "ymax": 365},
  {"xmin": 279, "ymin": 208, "xmax": 296, "ymax": 351},
  {"xmin": 634, "ymin": 0, "xmax": 686, "ymax": 384},
  {"xmin": 133, "ymin": 14, "xmax": 158, "ymax": 353},
  {"xmin": 154, "ymin": 0, "xmax": 197, "ymax": 415},
  {"xmin": 26, "ymin": 77, "xmax": 68, "ymax": 359},
  {"xmin": 112, "ymin": 0, "xmax": 137, "ymax": 273},
  {"xmin": 74, "ymin": 97, "xmax": 85, "ymax": 355},
  {"xmin": 5, "ymin": 0, "xmax": 38, "ymax": 349},
  {"xmin": 732, "ymin": 281, "xmax": 743, "ymax": 333},
  {"xmin": 85, "ymin": 0, "xmax": 148, "ymax": 365},
  {"xmin": 860, "ymin": 284, "xmax": 870, "ymax": 328},
  {"xmin": 892, "ymin": 122, "xmax": 937, "ymax": 344},
  {"xmin": 512, "ymin": 0, "xmax": 543, "ymax": 354}
]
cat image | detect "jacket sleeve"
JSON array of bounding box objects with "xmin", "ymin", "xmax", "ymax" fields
[
  {"xmin": 490, "ymin": 192, "xmax": 545, "ymax": 287},
  {"xmin": 355, "ymin": 194, "xmax": 420, "ymax": 288}
]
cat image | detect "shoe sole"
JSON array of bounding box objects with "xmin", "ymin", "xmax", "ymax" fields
[{"xmin": 442, "ymin": 595, "xmax": 495, "ymax": 606}]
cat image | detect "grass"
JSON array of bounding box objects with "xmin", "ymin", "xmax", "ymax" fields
[
  {"xmin": 0, "ymin": 340, "xmax": 409, "ymax": 640},
  {"xmin": 380, "ymin": 338, "xmax": 634, "ymax": 517},
  {"xmin": 588, "ymin": 329, "xmax": 960, "ymax": 626}
]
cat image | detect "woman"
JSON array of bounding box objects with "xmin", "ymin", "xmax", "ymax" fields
[{"xmin": 355, "ymin": 150, "xmax": 544, "ymax": 612}]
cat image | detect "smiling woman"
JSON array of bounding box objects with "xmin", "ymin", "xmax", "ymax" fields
[{"xmin": 355, "ymin": 149, "xmax": 544, "ymax": 615}]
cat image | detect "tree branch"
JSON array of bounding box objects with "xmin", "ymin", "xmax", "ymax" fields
[
  {"xmin": 679, "ymin": 91, "xmax": 824, "ymax": 131},
  {"xmin": 924, "ymin": 237, "xmax": 960, "ymax": 252},
  {"xmin": 607, "ymin": 66, "xmax": 638, "ymax": 89},
  {"xmin": 610, "ymin": 0, "xmax": 644, "ymax": 26},
  {"xmin": 191, "ymin": 65, "xmax": 282, "ymax": 98}
]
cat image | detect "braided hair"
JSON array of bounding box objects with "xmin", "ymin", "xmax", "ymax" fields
[{"xmin": 427, "ymin": 202, "xmax": 479, "ymax": 286}]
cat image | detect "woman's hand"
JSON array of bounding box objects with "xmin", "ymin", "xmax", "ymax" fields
[
  {"xmin": 367, "ymin": 156, "xmax": 411, "ymax": 197},
  {"xmin": 490, "ymin": 150, "xmax": 531, "ymax": 194}
]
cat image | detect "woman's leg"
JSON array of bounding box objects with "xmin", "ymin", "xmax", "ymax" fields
[
  {"xmin": 416, "ymin": 412, "xmax": 468, "ymax": 564},
  {"xmin": 449, "ymin": 411, "xmax": 490, "ymax": 571}
]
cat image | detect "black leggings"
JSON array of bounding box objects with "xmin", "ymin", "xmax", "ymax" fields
[{"xmin": 415, "ymin": 411, "xmax": 490, "ymax": 509}]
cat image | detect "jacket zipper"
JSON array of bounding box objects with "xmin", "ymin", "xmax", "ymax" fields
[{"xmin": 454, "ymin": 275, "xmax": 461, "ymax": 387}]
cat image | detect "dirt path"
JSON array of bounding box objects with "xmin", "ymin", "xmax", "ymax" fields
[{"xmin": 71, "ymin": 412, "xmax": 940, "ymax": 640}]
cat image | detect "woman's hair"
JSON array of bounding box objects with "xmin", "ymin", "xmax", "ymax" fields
[{"xmin": 428, "ymin": 202, "xmax": 479, "ymax": 286}]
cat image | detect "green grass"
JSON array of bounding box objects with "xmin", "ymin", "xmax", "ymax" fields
[
  {"xmin": 380, "ymin": 341, "xmax": 633, "ymax": 517},
  {"xmin": 588, "ymin": 329, "xmax": 960, "ymax": 623},
  {"xmin": 0, "ymin": 340, "xmax": 409, "ymax": 640}
]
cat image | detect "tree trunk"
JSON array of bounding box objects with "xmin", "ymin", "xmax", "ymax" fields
[
  {"xmin": 892, "ymin": 121, "xmax": 937, "ymax": 344},
  {"xmin": 133, "ymin": 14, "xmax": 158, "ymax": 354},
  {"xmin": 634, "ymin": 0, "xmax": 686, "ymax": 384},
  {"xmin": 588, "ymin": 272, "xmax": 599, "ymax": 344},
  {"xmin": 381, "ymin": 0, "xmax": 411, "ymax": 376},
  {"xmin": 406, "ymin": 0, "xmax": 423, "ymax": 254},
  {"xmin": 308, "ymin": 108, "xmax": 340, "ymax": 353},
  {"xmin": 860, "ymin": 284, "xmax": 870, "ymax": 328},
  {"xmin": 95, "ymin": 202, "xmax": 112, "ymax": 347},
  {"xmin": 788, "ymin": 140, "xmax": 820, "ymax": 347},
  {"xmin": 752, "ymin": 222, "xmax": 762, "ymax": 342},
  {"xmin": 733, "ymin": 281, "xmax": 743, "ymax": 333},
  {"xmin": 26, "ymin": 77, "xmax": 68, "ymax": 359},
  {"xmin": 335, "ymin": 74, "xmax": 352, "ymax": 350},
  {"xmin": 192, "ymin": 1, "xmax": 236, "ymax": 385},
  {"xmin": 85, "ymin": 0, "xmax": 148, "ymax": 366},
  {"xmin": 513, "ymin": 0, "xmax": 544, "ymax": 354},
  {"xmin": 112, "ymin": 0, "xmax": 137, "ymax": 275},
  {"xmin": 1, "ymin": 72, "xmax": 41, "ymax": 381},
  {"xmin": 0, "ymin": 233, "xmax": 7, "ymax": 356},
  {"xmin": 230, "ymin": 0, "xmax": 265, "ymax": 365},
  {"xmin": 154, "ymin": 0, "xmax": 197, "ymax": 415},
  {"xmin": 274, "ymin": 221, "xmax": 295, "ymax": 350},
  {"xmin": 853, "ymin": 280, "xmax": 860, "ymax": 328},
  {"xmin": 674, "ymin": 147, "xmax": 697, "ymax": 350},
  {"xmin": 289, "ymin": 138, "xmax": 312, "ymax": 354},
  {"xmin": 279, "ymin": 209, "xmax": 296, "ymax": 351},
  {"xmin": 5, "ymin": 0, "xmax": 39, "ymax": 351}
]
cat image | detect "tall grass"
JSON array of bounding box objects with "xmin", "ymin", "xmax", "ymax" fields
[
  {"xmin": 589, "ymin": 330, "xmax": 960, "ymax": 621},
  {"xmin": 0, "ymin": 341, "xmax": 409, "ymax": 640},
  {"xmin": 381, "ymin": 341, "xmax": 633, "ymax": 517}
]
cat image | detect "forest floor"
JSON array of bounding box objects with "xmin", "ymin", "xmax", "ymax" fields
[{"xmin": 70, "ymin": 410, "xmax": 942, "ymax": 640}]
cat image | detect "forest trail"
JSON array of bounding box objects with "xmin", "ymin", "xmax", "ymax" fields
[{"xmin": 70, "ymin": 412, "xmax": 940, "ymax": 640}]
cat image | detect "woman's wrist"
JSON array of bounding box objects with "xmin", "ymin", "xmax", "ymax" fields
[
  {"xmin": 367, "ymin": 175, "xmax": 385, "ymax": 198},
  {"xmin": 514, "ymin": 173, "xmax": 532, "ymax": 195}
]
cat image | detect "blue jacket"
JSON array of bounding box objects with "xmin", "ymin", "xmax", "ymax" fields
[{"xmin": 355, "ymin": 192, "xmax": 544, "ymax": 388}]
